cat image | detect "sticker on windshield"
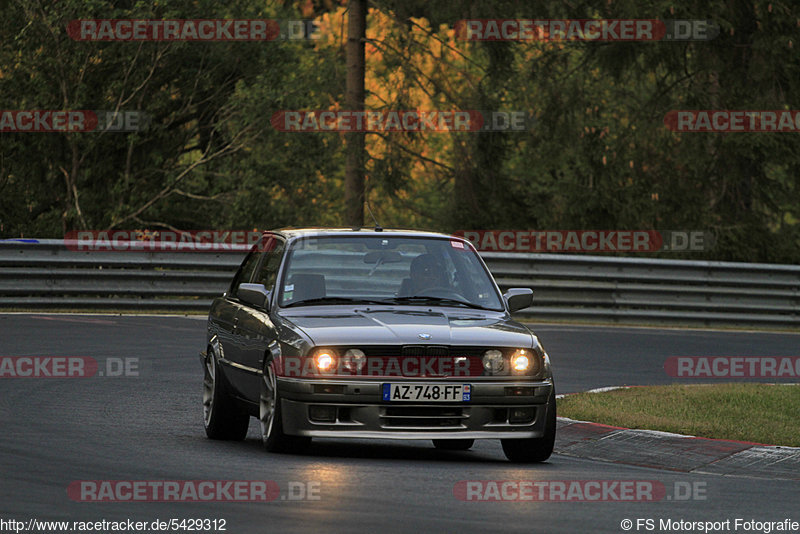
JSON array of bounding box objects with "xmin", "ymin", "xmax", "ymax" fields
[
  {"xmin": 285, "ymin": 284, "xmax": 294, "ymax": 291},
  {"xmin": 450, "ymin": 240, "xmax": 465, "ymax": 249}
]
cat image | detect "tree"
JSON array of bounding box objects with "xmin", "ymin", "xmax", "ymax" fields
[{"xmin": 344, "ymin": 0, "xmax": 367, "ymax": 227}]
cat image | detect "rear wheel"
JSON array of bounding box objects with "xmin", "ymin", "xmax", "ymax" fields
[
  {"xmin": 203, "ymin": 349, "xmax": 249, "ymax": 440},
  {"xmin": 432, "ymin": 439, "xmax": 474, "ymax": 451},
  {"xmin": 259, "ymin": 363, "xmax": 311, "ymax": 453},
  {"xmin": 501, "ymin": 390, "xmax": 556, "ymax": 463}
]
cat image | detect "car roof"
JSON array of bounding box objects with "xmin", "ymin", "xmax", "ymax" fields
[{"xmin": 269, "ymin": 227, "xmax": 460, "ymax": 241}]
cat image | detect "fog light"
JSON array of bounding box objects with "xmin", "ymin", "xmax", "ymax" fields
[
  {"xmin": 482, "ymin": 349, "xmax": 504, "ymax": 375},
  {"xmin": 509, "ymin": 407, "xmax": 536, "ymax": 424},
  {"xmin": 309, "ymin": 405, "xmax": 337, "ymax": 423},
  {"xmin": 505, "ymin": 386, "xmax": 534, "ymax": 396},
  {"xmin": 313, "ymin": 384, "xmax": 346, "ymax": 394}
]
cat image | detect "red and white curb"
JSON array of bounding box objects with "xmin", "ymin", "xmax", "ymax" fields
[{"xmin": 554, "ymin": 387, "xmax": 799, "ymax": 480}]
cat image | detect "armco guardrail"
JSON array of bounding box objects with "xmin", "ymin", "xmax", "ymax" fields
[
  {"xmin": 0, "ymin": 239, "xmax": 244, "ymax": 311},
  {"xmin": 0, "ymin": 239, "xmax": 798, "ymax": 327},
  {"xmin": 483, "ymin": 252, "xmax": 800, "ymax": 327}
]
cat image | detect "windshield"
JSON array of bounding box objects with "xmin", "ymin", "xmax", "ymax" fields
[{"xmin": 278, "ymin": 235, "xmax": 504, "ymax": 311}]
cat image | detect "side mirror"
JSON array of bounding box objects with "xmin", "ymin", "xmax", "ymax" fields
[
  {"xmin": 238, "ymin": 283, "xmax": 270, "ymax": 310},
  {"xmin": 504, "ymin": 288, "xmax": 533, "ymax": 313}
]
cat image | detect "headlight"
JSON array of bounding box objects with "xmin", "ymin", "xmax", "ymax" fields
[
  {"xmin": 482, "ymin": 349, "xmax": 504, "ymax": 375},
  {"xmin": 342, "ymin": 348, "xmax": 366, "ymax": 373},
  {"xmin": 511, "ymin": 349, "xmax": 530, "ymax": 372},
  {"xmin": 510, "ymin": 348, "xmax": 540, "ymax": 375},
  {"xmin": 312, "ymin": 349, "xmax": 336, "ymax": 372}
]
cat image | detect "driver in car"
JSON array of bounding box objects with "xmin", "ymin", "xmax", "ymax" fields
[{"xmin": 405, "ymin": 253, "xmax": 449, "ymax": 295}]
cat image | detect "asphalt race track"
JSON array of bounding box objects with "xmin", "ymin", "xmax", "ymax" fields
[{"xmin": 1, "ymin": 314, "xmax": 798, "ymax": 533}]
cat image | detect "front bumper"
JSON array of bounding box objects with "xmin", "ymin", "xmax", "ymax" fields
[{"xmin": 278, "ymin": 377, "xmax": 554, "ymax": 439}]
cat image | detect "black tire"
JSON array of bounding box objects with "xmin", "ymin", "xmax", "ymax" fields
[
  {"xmin": 432, "ymin": 439, "xmax": 475, "ymax": 451},
  {"xmin": 501, "ymin": 390, "xmax": 556, "ymax": 463},
  {"xmin": 259, "ymin": 362, "xmax": 311, "ymax": 453},
  {"xmin": 203, "ymin": 349, "xmax": 249, "ymax": 440}
]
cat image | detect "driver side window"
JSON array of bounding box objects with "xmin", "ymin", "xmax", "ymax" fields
[
  {"xmin": 229, "ymin": 242, "xmax": 263, "ymax": 298},
  {"xmin": 253, "ymin": 237, "xmax": 285, "ymax": 293}
]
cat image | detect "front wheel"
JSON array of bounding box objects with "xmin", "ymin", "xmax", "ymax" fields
[
  {"xmin": 501, "ymin": 390, "xmax": 556, "ymax": 463},
  {"xmin": 203, "ymin": 349, "xmax": 249, "ymax": 440},
  {"xmin": 259, "ymin": 363, "xmax": 310, "ymax": 453}
]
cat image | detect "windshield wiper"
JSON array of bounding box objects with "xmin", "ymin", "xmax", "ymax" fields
[
  {"xmin": 283, "ymin": 297, "xmax": 388, "ymax": 308},
  {"xmin": 383, "ymin": 296, "xmax": 495, "ymax": 310}
]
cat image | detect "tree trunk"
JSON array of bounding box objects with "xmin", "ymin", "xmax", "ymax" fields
[{"xmin": 344, "ymin": 0, "xmax": 367, "ymax": 227}]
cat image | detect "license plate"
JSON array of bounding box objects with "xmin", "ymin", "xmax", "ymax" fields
[{"xmin": 382, "ymin": 383, "xmax": 471, "ymax": 402}]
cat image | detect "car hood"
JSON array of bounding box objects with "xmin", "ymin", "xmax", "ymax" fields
[{"xmin": 279, "ymin": 307, "xmax": 534, "ymax": 348}]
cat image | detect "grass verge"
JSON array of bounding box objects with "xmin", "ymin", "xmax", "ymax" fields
[{"xmin": 558, "ymin": 383, "xmax": 800, "ymax": 447}]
